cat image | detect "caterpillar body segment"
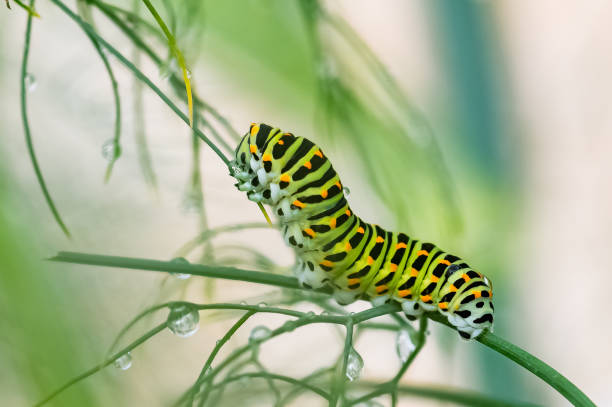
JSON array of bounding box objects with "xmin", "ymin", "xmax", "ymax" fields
[{"xmin": 231, "ymin": 123, "xmax": 494, "ymax": 339}]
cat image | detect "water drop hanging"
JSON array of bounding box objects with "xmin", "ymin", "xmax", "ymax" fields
[
  {"xmin": 395, "ymin": 329, "xmax": 416, "ymax": 363},
  {"xmin": 248, "ymin": 325, "xmax": 272, "ymax": 345},
  {"xmin": 167, "ymin": 304, "xmax": 200, "ymax": 338},
  {"xmin": 343, "ymin": 186, "xmax": 351, "ymax": 196},
  {"xmin": 170, "ymin": 257, "xmax": 191, "ymax": 279},
  {"xmin": 113, "ymin": 352, "xmax": 132, "ymax": 370},
  {"xmin": 24, "ymin": 72, "xmax": 37, "ymax": 93},
  {"xmin": 345, "ymin": 347, "xmax": 363, "ymax": 381},
  {"xmin": 102, "ymin": 139, "xmax": 120, "ymax": 162}
]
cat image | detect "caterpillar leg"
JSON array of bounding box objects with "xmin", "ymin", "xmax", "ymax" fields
[
  {"xmin": 293, "ymin": 259, "xmax": 331, "ymax": 289},
  {"xmin": 400, "ymin": 299, "xmax": 425, "ymax": 319}
]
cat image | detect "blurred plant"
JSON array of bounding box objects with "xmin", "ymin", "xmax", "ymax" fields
[{"xmin": 12, "ymin": 1, "xmax": 596, "ymax": 406}]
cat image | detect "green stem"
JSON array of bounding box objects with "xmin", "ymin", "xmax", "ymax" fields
[
  {"xmin": 357, "ymin": 381, "xmax": 541, "ymax": 407},
  {"xmin": 20, "ymin": 0, "xmax": 71, "ymax": 238},
  {"xmin": 140, "ymin": 0, "xmax": 193, "ymax": 127},
  {"xmin": 49, "ymin": 251, "xmax": 596, "ymax": 407},
  {"xmin": 330, "ymin": 318, "xmax": 354, "ymax": 406},
  {"xmin": 50, "ymin": 0, "xmax": 230, "ymax": 166},
  {"xmin": 194, "ymin": 311, "xmax": 255, "ymax": 406},
  {"xmin": 210, "ymin": 372, "xmax": 331, "ymax": 401},
  {"xmin": 34, "ymin": 322, "xmax": 167, "ymax": 407}
]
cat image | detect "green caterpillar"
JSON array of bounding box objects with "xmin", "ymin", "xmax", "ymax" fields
[{"xmin": 230, "ymin": 123, "xmax": 494, "ymax": 339}]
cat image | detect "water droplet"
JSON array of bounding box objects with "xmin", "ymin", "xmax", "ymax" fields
[
  {"xmin": 396, "ymin": 329, "xmax": 416, "ymax": 363},
  {"xmin": 186, "ymin": 69, "xmax": 192, "ymax": 79},
  {"xmin": 305, "ymin": 311, "xmax": 315, "ymax": 319},
  {"xmin": 113, "ymin": 352, "xmax": 132, "ymax": 370},
  {"xmin": 239, "ymin": 301, "xmax": 248, "ymax": 306},
  {"xmin": 248, "ymin": 325, "xmax": 271, "ymax": 345},
  {"xmin": 320, "ymin": 311, "xmax": 330, "ymax": 316},
  {"xmin": 257, "ymin": 302, "xmax": 267, "ymax": 308},
  {"xmin": 101, "ymin": 139, "xmax": 120, "ymax": 162},
  {"xmin": 24, "ymin": 72, "xmax": 37, "ymax": 93},
  {"xmin": 345, "ymin": 347, "xmax": 363, "ymax": 381},
  {"xmin": 170, "ymin": 257, "xmax": 191, "ymax": 279},
  {"xmin": 343, "ymin": 186, "xmax": 351, "ymax": 196},
  {"xmin": 167, "ymin": 304, "xmax": 200, "ymax": 338}
]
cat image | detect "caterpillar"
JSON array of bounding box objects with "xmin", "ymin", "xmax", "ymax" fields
[{"xmin": 230, "ymin": 123, "xmax": 494, "ymax": 339}]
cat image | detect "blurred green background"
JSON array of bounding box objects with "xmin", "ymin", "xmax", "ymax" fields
[{"xmin": 1, "ymin": 0, "xmax": 610, "ymax": 406}]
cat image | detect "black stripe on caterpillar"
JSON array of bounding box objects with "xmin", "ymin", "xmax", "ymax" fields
[{"xmin": 230, "ymin": 123, "xmax": 494, "ymax": 339}]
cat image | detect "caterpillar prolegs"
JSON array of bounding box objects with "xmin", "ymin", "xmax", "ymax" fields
[{"xmin": 230, "ymin": 123, "xmax": 494, "ymax": 339}]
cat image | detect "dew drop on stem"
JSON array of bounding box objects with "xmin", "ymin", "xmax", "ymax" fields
[
  {"xmin": 396, "ymin": 328, "xmax": 416, "ymax": 363},
  {"xmin": 113, "ymin": 352, "xmax": 132, "ymax": 370},
  {"xmin": 170, "ymin": 257, "xmax": 191, "ymax": 279},
  {"xmin": 167, "ymin": 304, "xmax": 200, "ymax": 338},
  {"xmin": 248, "ymin": 325, "xmax": 271, "ymax": 345},
  {"xmin": 345, "ymin": 347, "xmax": 363, "ymax": 381},
  {"xmin": 24, "ymin": 72, "xmax": 37, "ymax": 93},
  {"xmin": 102, "ymin": 139, "xmax": 120, "ymax": 162}
]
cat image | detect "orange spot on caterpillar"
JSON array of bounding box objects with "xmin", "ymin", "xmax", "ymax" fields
[
  {"xmin": 304, "ymin": 228, "xmax": 315, "ymax": 238},
  {"xmin": 417, "ymin": 250, "xmax": 429, "ymax": 256},
  {"xmin": 336, "ymin": 181, "xmax": 342, "ymax": 189},
  {"xmin": 389, "ymin": 263, "xmax": 398, "ymax": 272},
  {"xmin": 280, "ymin": 174, "xmax": 291, "ymax": 183},
  {"xmin": 278, "ymin": 139, "xmax": 285, "ymax": 145},
  {"xmin": 345, "ymin": 209, "xmax": 351, "ymax": 216},
  {"xmin": 431, "ymin": 276, "xmax": 439, "ymax": 283},
  {"xmin": 449, "ymin": 284, "xmax": 457, "ymax": 292},
  {"xmin": 345, "ymin": 242, "xmax": 352, "ymax": 251},
  {"xmin": 410, "ymin": 268, "xmax": 419, "ymax": 277},
  {"xmin": 367, "ymin": 256, "xmax": 374, "ymax": 265},
  {"xmin": 348, "ymin": 278, "xmax": 360, "ymax": 286},
  {"xmin": 375, "ymin": 285, "xmax": 388, "ymax": 294},
  {"xmin": 250, "ymin": 124, "xmax": 259, "ymax": 136},
  {"xmin": 375, "ymin": 236, "xmax": 384, "ymax": 243},
  {"xmin": 330, "ymin": 218, "xmax": 337, "ymax": 229},
  {"xmin": 262, "ymin": 154, "xmax": 272, "ymax": 162},
  {"xmin": 304, "ymin": 161, "xmax": 312, "ymax": 169},
  {"xmin": 357, "ymin": 227, "xmax": 365, "ymax": 234},
  {"xmin": 396, "ymin": 242, "xmax": 407, "ymax": 249},
  {"xmin": 321, "ymin": 189, "xmax": 328, "ymax": 198},
  {"xmin": 438, "ymin": 302, "xmax": 448, "ymax": 309},
  {"xmin": 472, "ymin": 290, "xmax": 482, "ymax": 298},
  {"xmin": 462, "ymin": 273, "xmax": 471, "ymax": 282},
  {"xmin": 420, "ymin": 295, "xmax": 432, "ymax": 302},
  {"xmin": 314, "ymin": 149, "xmax": 323, "ymax": 158},
  {"xmin": 488, "ymin": 290, "xmax": 493, "ymax": 297},
  {"xmin": 398, "ymin": 289, "xmax": 411, "ymax": 298},
  {"xmin": 292, "ymin": 200, "xmax": 305, "ymax": 209},
  {"xmin": 320, "ymin": 260, "xmax": 333, "ymax": 267},
  {"xmin": 250, "ymin": 145, "xmax": 257, "ymax": 153},
  {"xmin": 439, "ymin": 259, "xmax": 451, "ymax": 266}
]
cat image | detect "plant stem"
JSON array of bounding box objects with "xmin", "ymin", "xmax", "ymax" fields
[
  {"xmin": 50, "ymin": 0, "xmax": 231, "ymax": 166},
  {"xmin": 49, "ymin": 250, "xmax": 596, "ymax": 407},
  {"xmin": 35, "ymin": 322, "xmax": 167, "ymax": 407},
  {"xmin": 20, "ymin": 0, "xmax": 71, "ymax": 238}
]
